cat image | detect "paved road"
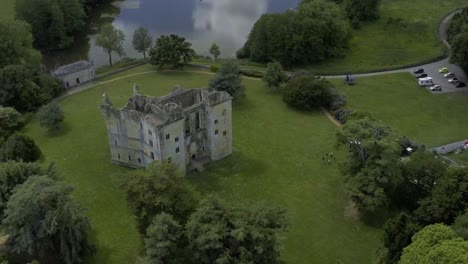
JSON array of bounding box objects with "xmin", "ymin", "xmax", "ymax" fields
[{"xmin": 327, "ymin": 10, "xmax": 468, "ymax": 94}]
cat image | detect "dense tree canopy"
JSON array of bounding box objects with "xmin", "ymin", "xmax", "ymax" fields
[
  {"xmin": 122, "ymin": 162, "xmax": 199, "ymax": 231},
  {"xmin": 0, "ymin": 134, "xmax": 41, "ymax": 162},
  {"xmin": 185, "ymin": 197, "xmax": 289, "ymax": 264},
  {"xmin": 336, "ymin": 117, "xmax": 402, "ymax": 211},
  {"xmin": 16, "ymin": 0, "xmax": 86, "ymax": 49},
  {"xmin": 208, "ymin": 60, "xmax": 245, "ymax": 98},
  {"xmin": 399, "ymin": 224, "xmax": 468, "ymax": 264},
  {"xmin": 450, "ymin": 26, "xmax": 468, "ymax": 72},
  {"xmin": 239, "ymin": 0, "xmax": 351, "ymax": 66},
  {"xmin": 38, "ymin": 102, "xmax": 65, "ymax": 130},
  {"xmin": 96, "ymin": 23, "xmax": 126, "ymax": 66},
  {"xmin": 447, "ymin": 8, "xmax": 468, "ymax": 42},
  {"xmin": 0, "ymin": 20, "xmax": 41, "ymax": 70},
  {"xmin": 282, "ymin": 75, "xmax": 333, "ymax": 110},
  {"xmin": 132, "ymin": 27, "xmax": 152, "ymax": 59},
  {"xmin": 453, "ymin": 210, "xmax": 468, "ymax": 240},
  {"xmin": 0, "ymin": 64, "xmax": 42, "ymax": 112},
  {"xmin": 3, "ymin": 176, "xmax": 91, "ymax": 264},
  {"xmin": 0, "ymin": 107, "xmax": 23, "ymax": 140},
  {"xmin": 344, "ymin": 0, "xmax": 381, "ymax": 22},
  {"xmin": 149, "ymin": 34, "xmax": 195, "ymax": 69}
]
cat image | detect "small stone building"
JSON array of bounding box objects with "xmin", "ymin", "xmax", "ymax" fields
[
  {"xmin": 100, "ymin": 85, "xmax": 233, "ymax": 174},
  {"xmin": 52, "ymin": 60, "xmax": 95, "ymax": 88}
]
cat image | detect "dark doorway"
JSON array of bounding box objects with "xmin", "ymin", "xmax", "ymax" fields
[
  {"xmin": 191, "ymin": 154, "xmax": 196, "ymax": 160},
  {"xmin": 76, "ymin": 78, "xmax": 80, "ymax": 84}
]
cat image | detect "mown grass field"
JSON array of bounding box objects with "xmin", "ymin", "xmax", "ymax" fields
[
  {"xmin": 0, "ymin": 0, "xmax": 15, "ymax": 20},
  {"xmin": 305, "ymin": 0, "xmax": 467, "ymax": 73},
  {"xmin": 23, "ymin": 67, "xmax": 382, "ymax": 264},
  {"xmin": 331, "ymin": 73, "xmax": 468, "ymax": 147}
]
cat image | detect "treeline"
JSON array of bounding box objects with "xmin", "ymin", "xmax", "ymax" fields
[
  {"xmin": 447, "ymin": 8, "xmax": 468, "ymax": 72},
  {"xmin": 237, "ymin": 0, "xmax": 380, "ymax": 67},
  {"xmin": 15, "ymin": 0, "xmax": 111, "ymax": 50}
]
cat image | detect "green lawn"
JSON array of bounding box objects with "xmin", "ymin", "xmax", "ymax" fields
[
  {"xmin": 449, "ymin": 150, "xmax": 468, "ymax": 166},
  {"xmin": 0, "ymin": 0, "xmax": 15, "ymax": 20},
  {"xmin": 330, "ymin": 73, "xmax": 468, "ymax": 147},
  {"xmin": 302, "ymin": 0, "xmax": 466, "ymax": 73},
  {"xmin": 23, "ymin": 67, "xmax": 382, "ymax": 263}
]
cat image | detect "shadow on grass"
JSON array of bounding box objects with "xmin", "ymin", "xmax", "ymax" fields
[
  {"xmin": 85, "ymin": 227, "xmax": 114, "ymax": 264},
  {"xmin": 43, "ymin": 122, "xmax": 72, "ymax": 138},
  {"xmin": 189, "ymin": 150, "xmax": 268, "ymax": 193}
]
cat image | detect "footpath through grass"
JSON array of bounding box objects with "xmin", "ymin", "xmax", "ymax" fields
[
  {"xmin": 24, "ymin": 67, "xmax": 382, "ymax": 264},
  {"xmin": 331, "ymin": 73, "xmax": 468, "ymax": 147}
]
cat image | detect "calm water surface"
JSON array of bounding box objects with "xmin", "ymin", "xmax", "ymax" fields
[{"xmin": 45, "ymin": 0, "xmax": 301, "ymax": 69}]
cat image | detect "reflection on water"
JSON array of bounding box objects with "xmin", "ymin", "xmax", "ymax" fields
[{"xmin": 44, "ymin": 0, "xmax": 300, "ymax": 69}]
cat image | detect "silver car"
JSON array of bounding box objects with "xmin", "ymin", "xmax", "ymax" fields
[{"xmin": 430, "ymin": 85, "xmax": 442, "ymax": 91}]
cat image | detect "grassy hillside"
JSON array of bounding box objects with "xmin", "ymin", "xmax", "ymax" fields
[{"xmin": 0, "ymin": 0, "xmax": 15, "ymax": 20}]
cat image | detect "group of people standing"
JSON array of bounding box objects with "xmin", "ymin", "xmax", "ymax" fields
[{"xmin": 322, "ymin": 152, "xmax": 336, "ymax": 165}]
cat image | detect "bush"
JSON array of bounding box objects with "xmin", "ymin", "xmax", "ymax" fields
[
  {"xmin": 209, "ymin": 64, "xmax": 220, "ymax": 73},
  {"xmin": 0, "ymin": 106, "xmax": 23, "ymax": 139},
  {"xmin": 239, "ymin": 69, "xmax": 264, "ymax": 78},
  {"xmin": 0, "ymin": 134, "xmax": 41, "ymax": 162},
  {"xmin": 37, "ymin": 102, "xmax": 65, "ymax": 130},
  {"xmin": 209, "ymin": 61, "xmax": 245, "ymax": 98},
  {"xmin": 282, "ymin": 75, "xmax": 333, "ymax": 110}
]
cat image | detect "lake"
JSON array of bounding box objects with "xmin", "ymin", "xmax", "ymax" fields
[{"xmin": 44, "ymin": 0, "xmax": 301, "ymax": 69}]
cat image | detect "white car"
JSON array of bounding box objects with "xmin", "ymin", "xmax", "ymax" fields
[
  {"xmin": 448, "ymin": 78, "xmax": 458, "ymax": 83},
  {"xmin": 444, "ymin": 72, "xmax": 455, "ymax": 78},
  {"xmin": 430, "ymin": 85, "xmax": 442, "ymax": 91}
]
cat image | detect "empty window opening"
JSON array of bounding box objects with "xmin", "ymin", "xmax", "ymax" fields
[
  {"xmin": 215, "ymin": 130, "xmax": 218, "ymax": 135},
  {"xmin": 223, "ymin": 130, "xmax": 227, "ymax": 136},
  {"xmin": 128, "ymin": 155, "xmax": 131, "ymax": 161},
  {"xmin": 176, "ymin": 147, "xmax": 180, "ymax": 153},
  {"xmin": 185, "ymin": 117, "xmax": 190, "ymax": 135},
  {"xmin": 114, "ymin": 140, "xmax": 117, "ymax": 146},
  {"xmin": 191, "ymin": 154, "xmax": 196, "ymax": 160},
  {"xmin": 195, "ymin": 112, "xmax": 201, "ymax": 130},
  {"xmin": 148, "ymin": 129, "xmax": 152, "ymax": 135},
  {"xmin": 138, "ymin": 158, "xmax": 141, "ymax": 164},
  {"xmin": 214, "ymin": 119, "xmax": 218, "ymax": 124},
  {"xmin": 165, "ymin": 134, "xmax": 170, "ymax": 140},
  {"xmin": 149, "ymin": 140, "xmax": 153, "ymax": 147},
  {"xmin": 150, "ymin": 152, "xmax": 155, "ymax": 160},
  {"xmin": 118, "ymin": 154, "xmax": 120, "ymax": 159}
]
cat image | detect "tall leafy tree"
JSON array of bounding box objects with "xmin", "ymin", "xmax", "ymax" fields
[
  {"xmin": 263, "ymin": 61, "xmax": 286, "ymax": 89},
  {"xmin": 143, "ymin": 213, "xmax": 183, "ymax": 264},
  {"xmin": 400, "ymin": 224, "xmax": 468, "ymax": 264},
  {"xmin": 132, "ymin": 27, "xmax": 153, "ymax": 59},
  {"xmin": 96, "ymin": 23, "xmax": 126, "ymax": 67},
  {"xmin": 344, "ymin": 0, "xmax": 381, "ymax": 22},
  {"xmin": 149, "ymin": 34, "xmax": 195, "ymax": 69},
  {"xmin": 2, "ymin": 176, "xmax": 91, "ymax": 264},
  {"xmin": 0, "ymin": 20, "xmax": 41, "ymax": 69},
  {"xmin": 37, "ymin": 102, "xmax": 65, "ymax": 130},
  {"xmin": 208, "ymin": 60, "xmax": 245, "ymax": 98},
  {"xmin": 209, "ymin": 43, "xmax": 220, "ymax": 61},
  {"xmin": 185, "ymin": 197, "xmax": 289, "ymax": 264},
  {"xmin": 336, "ymin": 117, "xmax": 402, "ymax": 211},
  {"xmin": 0, "ymin": 65, "xmax": 42, "ymax": 112},
  {"xmin": 450, "ymin": 26, "xmax": 468, "ymax": 72},
  {"xmin": 122, "ymin": 162, "xmax": 199, "ymax": 231},
  {"xmin": 0, "ymin": 107, "xmax": 23, "ymax": 139},
  {"xmin": 0, "ymin": 161, "xmax": 44, "ymax": 219},
  {"xmin": 0, "ymin": 134, "xmax": 41, "ymax": 162}
]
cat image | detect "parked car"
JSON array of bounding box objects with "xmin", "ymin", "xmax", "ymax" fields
[
  {"xmin": 455, "ymin": 82, "xmax": 466, "ymax": 88},
  {"xmin": 430, "ymin": 85, "xmax": 442, "ymax": 91},
  {"xmin": 439, "ymin": 67, "xmax": 448, "ymax": 73},
  {"xmin": 444, "ymin": 72, "xmax": 455, "ymax": 78},
  {"xmin": 413, "ymin": 68, "xmax": 424, "ymax": 74},
  {"xmin": 419, "ymin": 77, "xmax": 434, "ymax": 87},
  {"xmin": 416, "ymin": 73, "xmax": 428, "ymax": 78},
  {"xmin": 448, "ymin": 78, "xmax": 458, "ymax": 83}
]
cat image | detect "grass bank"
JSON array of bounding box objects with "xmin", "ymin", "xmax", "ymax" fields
[
  {"xmin": 23, "ymin": 67, "xmax": 382, "ymax": 263},
  {"xmin": 331, "ymin": 73, "xmax": 468, "ymax": 147},
  {"xmin": 0, "ymin": 0, "xmax": 15, "ymax": 20}
]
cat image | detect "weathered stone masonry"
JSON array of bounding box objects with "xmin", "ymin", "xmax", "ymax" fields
[{"xmin": 100, "ymin": 85, "xmax": 232, "ymax": 174}]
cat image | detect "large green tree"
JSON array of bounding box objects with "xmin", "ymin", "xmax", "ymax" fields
[
  {"xmin": 149, "ymin": 34, "xmax": 195, "ymax": 69},
  {"xmin": 0, "ymin": 161, "xmax": 44, "ymax": 219},
  {"xmin": 208, "ymin": 60, "xmax": 245, "ymax": 98},
  {"xmin": 0, "ymin": 64, "xmax": 42, "ymax": 112},
  {"xmin": 3, "ymin": 176, "xmax": 91, "ymax": 264},
  {"xmin": 447, "ymin": 8, "xmax": 468, "ymax": 42},
  {"xmin": 0, "ymin": 20, "xmax": 41, "ymax": 69},
  {"xmin": 132, "ymin": 27, "xmax": 152, "ymax": 59},
  {"xmin": 96, "ymin": 23, "xmax": 126, "ymax": 67},
  {"xmin": 240, "ymin": 0, "xmax": 351, "ymax": 66},
  {"xmin": 143, "ymin": 213, "xmax": 183, "ymax": 264},
  {"xmin": 336, "ymin": 117, "xmax": 402, "ymax": 211},
  {"xmin": 16, "ymin": 0, "xmax": 85, "ymax": 49},
  {"xmin": 0, "ymin": 134, "xmax": 41, "ymax": 162},
  {"xmin": 450, "ymin": 26, "xmax": 468, "ymax": 72},
  {"xmin": 400, "ymin": 224, "xmax": 468, "ymax": 264},
  {"xmin": 282, "ymin": 75, "xmax": 333, "ymax": 110},
  {"xmin": 0, "ymin": 107, "xmax": 23, "ymax": 140},
  {"xmin": 263, "ymin": 61, "xmax": 287, "ymax": 89},
  {"xmin": 122, "ymin": 162, "xmax": 199, "ymax": 231},
  {"xmin": 185, "ymin": 197, "xmax": 288, "ymax": 264},
  {"xmin": 37, "ymin": 102, "xmax": 65, "ymax": 130}
]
